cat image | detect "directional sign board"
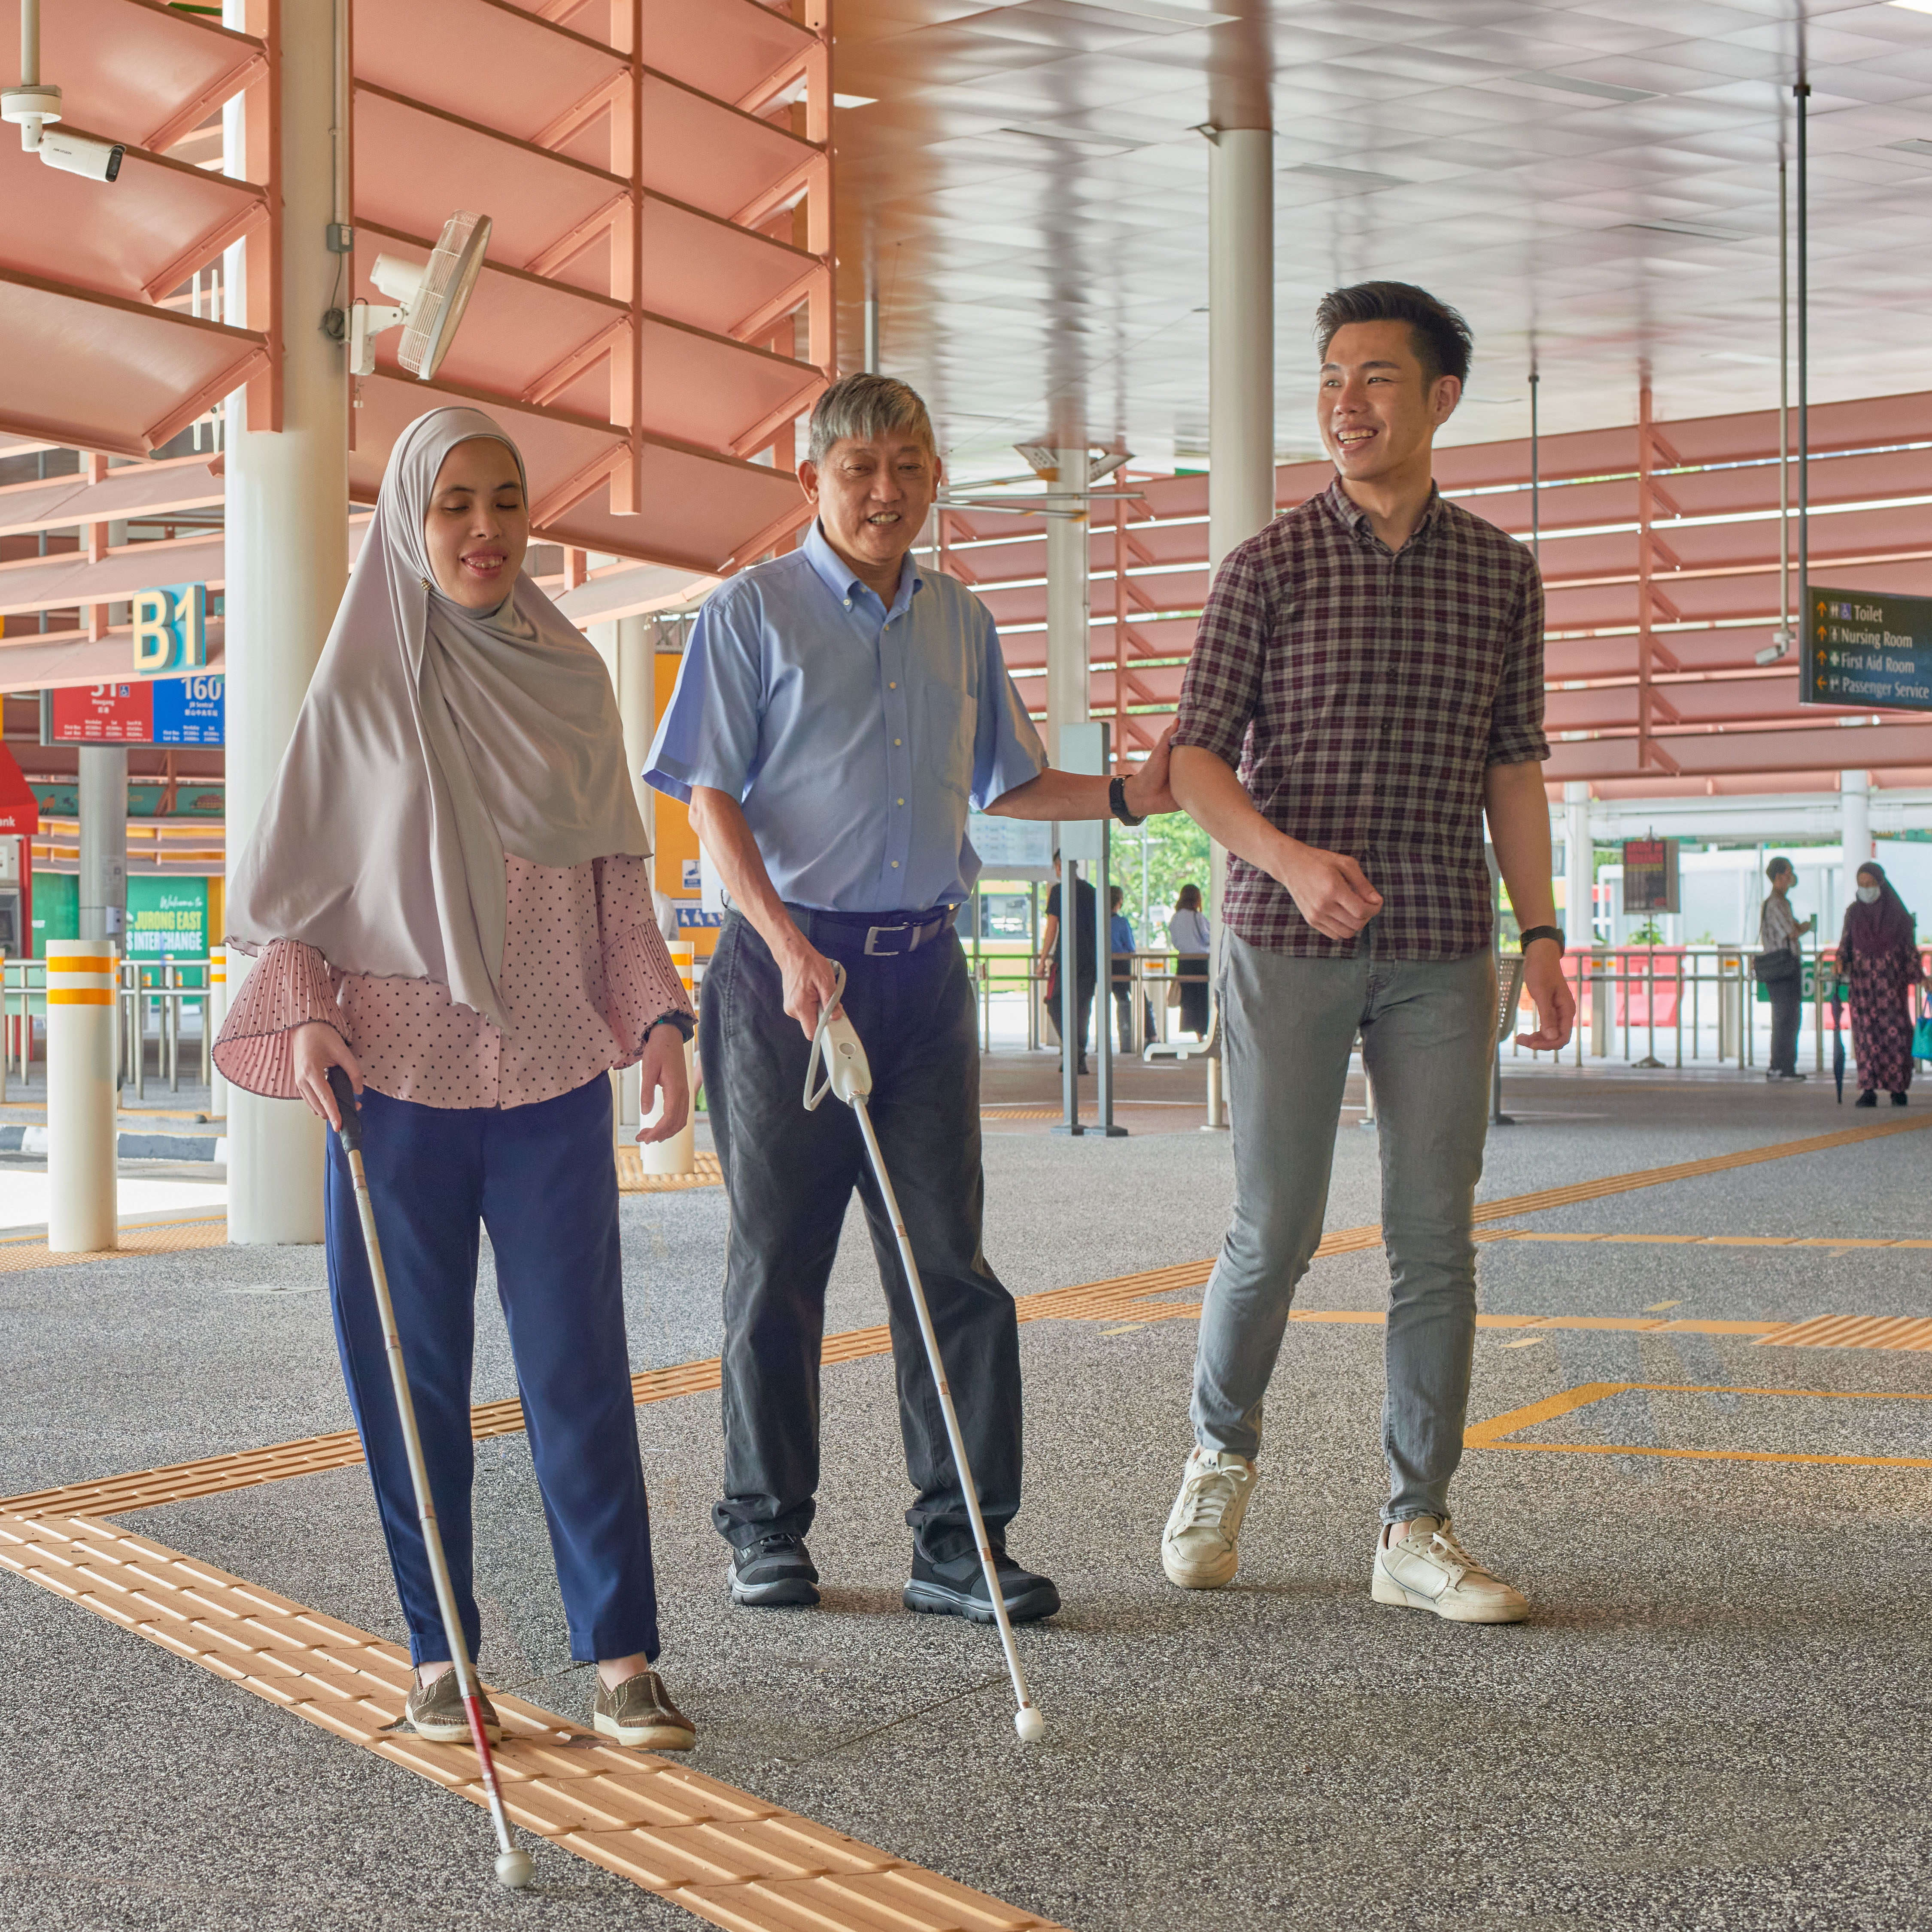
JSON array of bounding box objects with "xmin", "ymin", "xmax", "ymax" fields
[
  {"xmin": 1805, "ymin": 586, "xmax": 1932, "ymax": 712},
  {"xmin": 43, "ymin": 675, "xmax": 225, "ymax": 746}
]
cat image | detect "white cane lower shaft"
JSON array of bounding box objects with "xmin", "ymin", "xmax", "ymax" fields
[
  {"xmin": 851, "ymin": 1101, "xmax": 1034, "ymax": 1716},
  {"xmin": 345, "ymin": 1149, "xmax": 519, "ymax": 1858}
]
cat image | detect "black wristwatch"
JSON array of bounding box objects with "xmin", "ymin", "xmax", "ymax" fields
[
  {"xmin": 1109, "ymin": 775, "xmax": 1145, "ymax": 828},
  {"xmin": 1519, "ymin": 925, "xmax": 1564, "ymax": 952}
]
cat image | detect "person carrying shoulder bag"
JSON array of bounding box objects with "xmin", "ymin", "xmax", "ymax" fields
[{"xmin": 1756, "ymin": 856, "xmax": 1813, "ymax": 1081}]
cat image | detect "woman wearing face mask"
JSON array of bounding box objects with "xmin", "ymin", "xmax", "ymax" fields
[
  {"xmin": 1837, "ymin": 862, "xmax": 1923, "ymax": 1107},
  {"xmin": 214, "ymin": 407, "xmax": 698, "ymax": 1751}
]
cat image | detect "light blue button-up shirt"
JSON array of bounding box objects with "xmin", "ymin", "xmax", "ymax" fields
[{"xmin": 643, "ymin": 521, "xmax": 1048, "ymax": 914}]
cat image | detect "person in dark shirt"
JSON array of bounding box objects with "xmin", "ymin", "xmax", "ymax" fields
[{"xmin": 1038, "ymin": 852, "xmax": 1098, "ymax": 1074}]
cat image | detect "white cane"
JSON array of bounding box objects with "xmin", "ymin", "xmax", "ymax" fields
[{"xmin": 803, "ymin": 963, "xmax": 1045, "ymax": 1744}]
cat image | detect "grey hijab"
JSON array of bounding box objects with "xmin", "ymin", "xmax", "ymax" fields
[{"xmin": 225, "ymin": 406, "xmax": 649, "ymax": 1027}]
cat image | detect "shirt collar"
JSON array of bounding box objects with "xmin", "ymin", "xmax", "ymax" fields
[
  {"xmin": 803, "ymin": 518, "xmax": 924, "ymax": 620},
  {"xmin": 1321, "ymin": 476, "xmax": 1444, "ymax": 550}
]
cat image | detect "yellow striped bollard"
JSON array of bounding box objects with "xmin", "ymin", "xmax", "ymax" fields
[
  {"xmin": 637, "ymin": 940, "xmax": 696, "ymax": 1178},
  {"xmin": 209, "ymin": 946, "xmax": 228, "ymax": 1116},
  {"xmin": 46, "ymin": 939, "xmax": 118, "ymax": 1252}
]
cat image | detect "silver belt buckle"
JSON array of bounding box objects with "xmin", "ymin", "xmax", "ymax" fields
[{"xmin": 864, "ymin": 922, "xmax": 910, "ymax": 956}]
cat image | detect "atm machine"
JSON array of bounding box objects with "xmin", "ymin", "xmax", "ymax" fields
[{"xmin": 0, "ymin": 834, "xmax": 27, "ymax": 958}]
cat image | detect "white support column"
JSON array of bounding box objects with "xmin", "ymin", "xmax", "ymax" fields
[
  {"xmin": 1202, "ymin": 121, "xmax": 1273, "ymax": 1131},
  {"xmin": 1206, "ymin": 125, "xmax": 1275, "ymax": 574},
  {"xmin": 1564, "ymin": 781, "xmax": 1592, "ymax": 950},
  {"xmin": 1044, "ymin": 448, "xmax": 1091, "ymax": 766},
  {"xmin": 223, "ymin": 0, "xmax": 347, "ymax": 1244},
  {"xmin": 46, "ymin": 941, "xmax": 118, "ymax": 1253},
  {"xmin": 591, "ymin": 612, "xmax": 660, "ymax": 1136},
  {"xmin": 77, "ymin": 747, "xmax": 128, "ymax": 947},
  {"xmin": 1841, "ymin": 769, "xmax": 1871, "ymax": 872},
  {"xmin": 208, "ymin": 945, "xmax": 229, "ymax": 1118}
]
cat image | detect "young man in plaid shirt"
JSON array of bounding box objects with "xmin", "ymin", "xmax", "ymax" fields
[{"xmin": 1160, "ymin": 282, "xmax": 1575, "ymax": 1622}]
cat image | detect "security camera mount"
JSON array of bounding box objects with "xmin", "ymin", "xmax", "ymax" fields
[{"xmin": 6, "ymin": 0, "xmax": 123, "ymax": 182}]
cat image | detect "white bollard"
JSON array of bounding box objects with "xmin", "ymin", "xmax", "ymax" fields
[
  {"xmin": 46, "ymin": 940, "xmax": 118, "ymax": 1252},
  {"xmin": 208, "ymin": 945, "xmax": 228, "ymax": 1117},
  {"xmin": 638, "ymin": 942, "xmax": 696, "ymax": 1176}
]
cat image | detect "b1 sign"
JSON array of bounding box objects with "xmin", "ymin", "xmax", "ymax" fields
[{"xmin": 130, "ymin": 583, "xmax": 207, "ymax": 674}]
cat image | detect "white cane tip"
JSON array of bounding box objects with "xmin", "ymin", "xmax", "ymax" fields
[
  {"xmin": 1014, "ymin": 1706, "xmax": 1045, "ymax": 1743},
  {"xmin": 495, "ymin": 1849, "xmax": 535, "ymax": 1889}
]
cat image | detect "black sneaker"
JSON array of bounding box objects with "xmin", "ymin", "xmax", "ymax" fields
[
  {"xmin": 1893, "ymin": 1092, "xmax": 1910, "ymax": 1106},
  {"xmin": 1856, "ymin": 1090, "xmax": 1877, "ymax": 1108},
  {"xmin": 727, "ymin": 1534, "xmax": 820, "ymax": 1607},
  {"xmin": 904, "ymin": 1547, "xmax": 1060, "ymax": 1624}
]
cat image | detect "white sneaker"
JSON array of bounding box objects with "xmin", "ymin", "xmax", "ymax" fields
[
  {"xmin": 1160, "ymin": 1447, "xmax": 1258, "ymax": 1589},
  {"xmin": 1371, "ymin": 1516, "xmax": 1528, "ymax": 1624}
]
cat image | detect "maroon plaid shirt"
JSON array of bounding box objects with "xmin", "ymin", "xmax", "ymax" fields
[{"xmin": 1173, "ymin": 479, "xmax": 1548, "ymax": 960}]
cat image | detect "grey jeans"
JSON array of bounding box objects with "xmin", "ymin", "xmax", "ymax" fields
[{"xmin": 1191, "ymin": 930, "xmax": 1497, "ymax": 1522}]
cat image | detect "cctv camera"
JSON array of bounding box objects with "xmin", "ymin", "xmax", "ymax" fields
[
  {"xmin": 38, "ymin": 127, "xmax": 123, "ymax": 182},
  {"xmin": 1755, "ymin": 626, "xmax": 1793, "ymax": 667}
]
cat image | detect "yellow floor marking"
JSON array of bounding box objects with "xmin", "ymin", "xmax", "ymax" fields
[
  {"xmin": 0, "ymin": 1214, "xmax": 228, "ymax": 1272},
  {"xmin": 0, "ymin": 1514, "xmax": 1063, "ymax": 1932},
  {"xmin": 1465, "ymin": 1381, "xmax": 1932, "ymax": 1469}
]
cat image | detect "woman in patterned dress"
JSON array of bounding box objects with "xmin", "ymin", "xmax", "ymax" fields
[
  {"xmin": 1838, "ymin": 862, "xmax": 1922, "ymax": 1107},
  {"xmin": 214, "ymin": 407, "xmax": 699, "ymax": 1753}
]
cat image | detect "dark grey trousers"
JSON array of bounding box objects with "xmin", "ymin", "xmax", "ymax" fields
[
  {"xmin": 1768, "ymin": 973, "xmax": 1802, "ymax": 1074},
  {"xmin": 701, "ymin": 909, "xmax": 1023, "ymax": 1564}
]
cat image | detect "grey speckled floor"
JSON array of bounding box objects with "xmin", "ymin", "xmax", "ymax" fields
[{"xmin": 4, "ymin": 1064, "xmax": 1931, "ymax": 1931}]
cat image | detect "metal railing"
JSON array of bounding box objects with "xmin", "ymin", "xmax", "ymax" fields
[
  {"xmin": 1504, "ymin": 943, "xmax": 1932, "ymax": 1072},
  {"xmin": 0, "ymin": 955, "xmax": 216, "ymax": 1100},
  {"xmin": 969, "ymin": 950, "xmax": 1207, "ymax": 1057}
]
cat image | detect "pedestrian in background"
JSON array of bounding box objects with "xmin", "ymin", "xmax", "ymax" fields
[
  {"xmin": 1838, "ymin": 861, "xmax": 1921, "ymax": 1106},
  {"xmin": 1109, "ymin": 884, "xmax": 1153, "ymax": 1054},
  {"xmin": 1040, "ymin": 851, "xmax": 1098, "ymax": 1074},
  {"xmin": 1169, "ymin": 882, "xmax": 1212, "ymax": 1038},
  {"xmin": 1759, "ymin": 856, "xmax": 1814, "ymax": 1082}
]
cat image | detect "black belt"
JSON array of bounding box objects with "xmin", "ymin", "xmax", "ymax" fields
[{"xmin": 787, "ymin": 904, "xmax": 957, "ymax": 957}]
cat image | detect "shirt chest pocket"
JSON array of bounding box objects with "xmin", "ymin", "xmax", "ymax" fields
[{"xmin": 920, "ymin": 682, "xmax": 974, "ymax": 800}]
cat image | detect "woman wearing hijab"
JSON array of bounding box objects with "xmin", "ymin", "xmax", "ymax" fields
[
  {"xmin": 1838, "ymin": 861, "xmax": 1923, "ymax": 1107},
  {"xmin": 214, "ymin": 407, "xmax": 697, "ymax": 1751}
]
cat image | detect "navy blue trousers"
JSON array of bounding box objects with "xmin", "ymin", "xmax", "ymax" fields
[{"xmin": 324, "ymin": 1074, "xmax": 659, "ymax": 1668}]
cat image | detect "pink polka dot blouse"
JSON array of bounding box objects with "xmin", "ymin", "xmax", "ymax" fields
[{"xmin": 213, "ymin": 852, "xmax": 695, "ymax": 1110}]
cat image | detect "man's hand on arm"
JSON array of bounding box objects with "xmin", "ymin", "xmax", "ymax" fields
[
  {"xmin": 982, "ymin": 724, "xmax": 1181, "ymax": 822},
  {"xmin": 687, "ymin": 787, "xmax": 841, "ymax": 1039},
  {"xmin": 1168, "ymin": 745, "xmax": 1382, "ymax": 942},
  {"xmin": 1482, "ymin": 757, "xmax": 1577, "ymax": 1051}
]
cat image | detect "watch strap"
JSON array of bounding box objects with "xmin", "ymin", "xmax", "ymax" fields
[
  {"xmin": 1109, "ymin": 774, "xmax": 1145, "ymax": 828},
  {"xmin": 1518, "ymin": 924, "xmax": 1564, "ymax": 952}
]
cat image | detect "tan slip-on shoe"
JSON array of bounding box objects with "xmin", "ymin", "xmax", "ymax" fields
[
  {"xmin": 1371, "ymin": 1516, "xmax": 1528, "ymax": 1624},
  {"xmin": 1161, "ymin": 1446, "xmax": 1258, "ymax": 1589},
  {"xmin": 406, "ymin": 1668, "xmax": 504, "ymax": 1744},
  {"xmin": 593, "ymin": 1667, "xmax": 696, "ymax": 1751}
]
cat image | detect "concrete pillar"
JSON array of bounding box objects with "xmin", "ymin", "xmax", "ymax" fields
[
  {"xmin": 1044, "ymin": 447, "xmax": 1091, "ymax": 765},
  {"xmin": 208, "ymin": 945, "xmax": 228, "ymax": 1117},
  {"xmin": 1842, "ymin": 769, "xmax": 1871, "ymax": 873},
  {"xmin": 1564, "ymin": 781, "xmax": 1592, "ymax": 948},
  {"xmin": 1206, "ymin": 125, "xmax": 1274, "ymax": 577},
  {"xmin": 222, "ymin": 0, "xmax": 346, "ymax": 1244},
  {"xmin": 1202, "ymin": 122, "xmax": 1273, "ymax": 1130},
  {"xmin": 46, "ymin": 940, "xmax": 118, "ymax": 1252},
  {"xmin": 77, "ymin": 747, "xmax": 127, "ymax": 947}
]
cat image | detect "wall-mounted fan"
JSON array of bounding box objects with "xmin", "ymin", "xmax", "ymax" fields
[{"xmin": 349, "ymin": 210, "xmax": 492, "ymax": 380}]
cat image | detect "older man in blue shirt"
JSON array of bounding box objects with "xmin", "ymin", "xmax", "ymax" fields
[{"xmin": 647, "ymin": 373, "xmax": 1173, "ymax": 1622}]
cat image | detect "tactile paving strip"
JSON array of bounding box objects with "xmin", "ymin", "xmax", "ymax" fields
[
  {"xmin": 617, "ymin": 1150, "xmax": 724, "ymax": 1192},
  {"xmin": 0, "ymin": 1514, "xmax": 1063, "ymax": 1932},
  {"xmin": 0, "ymin": 1213, "xmax": 228, "ymax": 1273},
  {"xmin": 1756, "ymin": 1313, "xmax": 1932, "ymax": 1352}
]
